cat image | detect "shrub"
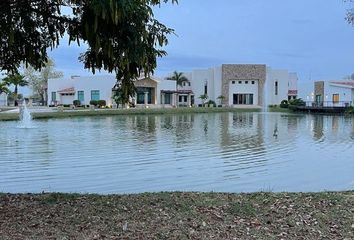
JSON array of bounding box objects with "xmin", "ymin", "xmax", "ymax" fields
[
  {"xmin": 345, "ymin": 106, "xmax": 354, "ymax": 114},
  {"xmin": 73, "ymin": 100, "xmax": 81, "ymax": 107},
  {"xmin": 280, "ymin": 100, "xmax": 289, "ymax": 108},
  {"xmin": 97, "ymin": 100, "xmax": 106, "ymax": 107},
  {"xmin": 289, "ymin": 98, "xmax": 305, "ymax": 106},
  {"xmin": 90, "ymin": 100, "xmax": 98, "ymax": 106},
  {"xmin": 207, "ymin": 100, "xmax": 216, "ymax": 107}
]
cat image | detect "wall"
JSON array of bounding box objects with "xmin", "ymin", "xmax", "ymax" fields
[
  {"xmin": 222, "ymin": 64, "xmax": 266, "ymax": 107},
  {"xmin": 228, "ymin": 79, "xmax": 259, "ymax": 105},
  {"xmin": 190, "ymin": 68, "xmax": 215, "ymax": 105},
  {"xmin": 325, "ymin": 83, "xmax": 353, "ymax": 104},
  {"xmin": 0, "ymin": 93, "xmax": 7, "ymax": 106},
  {"xmin": 48, "ymin": 75, "xmax": 117, "ymax": 106},
  {"xmin": 265, "ymin": 68, "xmax": 289, "ymax": 105}
]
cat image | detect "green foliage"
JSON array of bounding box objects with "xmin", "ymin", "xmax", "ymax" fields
[
  {"xmin": 113, "ymin": 78, "xmax": 137, "ymax": 105},
  {"xmin": 73, "ymin": 100, "xmax": 81, "ymax": 107},
  {"xmin": 206, "ymin": 100, "xmax": 216, "ymax": 107},
  {"xmin": 0, "ymin": 81, "xmax": 10, "ymax": 94},
  {"xmin": 345, "ymin": 106, "xmax": 354, "ymax": 114},
  {"xmin": 167, "ymin": 71, "xmax": 189, "ymax": 87},
  {"xmin": 288, "ymin": 98, "xmax": 305, "ymax": 106},
  {"xmin": 90, "ymin": 100, "xmax": 98, "ymax": 106},
  {"xmin": 0, "ymin": 0, "xmax": 177, "ymax": 102},
  {"xmin": 3, "ymin": 72, "xmax": 28, "ymax": 94},
  {"xmin": 280, "ymin": 100, "xmax": 289, "ymax": 108},
  {"xmin": 97, "ymin": 100, "xmax": 106, "ymax": 107}
]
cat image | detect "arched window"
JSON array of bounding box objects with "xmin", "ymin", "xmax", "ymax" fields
[{"xmin": 275, "ymin": 81, "xmax": 278, "ymax": 96}]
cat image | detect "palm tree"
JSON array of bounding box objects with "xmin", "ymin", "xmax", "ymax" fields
[
  {"xmin": 167, "ymin": 71, "xmax": 189, "ymax": 87},
  {"xmin": 3, "ymin": 72, "xmax": 28, "ymax": 106},
  {"xmin": 199, "ymin": 94, "xmax": 208, "ymax": 107},
  {"xmin": 0, "ymin": 81, "xmax": 9, "ymax": 95},
  {"xmin": 217, "ymin": 95, "xmax": 225, "ymax": 105}
]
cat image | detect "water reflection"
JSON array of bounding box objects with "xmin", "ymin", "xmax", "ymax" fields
[{"xmin": 0, "ymin": 112, "xmax": 353, "ymax": 193}]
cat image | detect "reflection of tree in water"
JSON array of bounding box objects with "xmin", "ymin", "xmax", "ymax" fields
[
  {"xmin": 312, "ymin": 115, "xmax": 324, "ymax": 141},
  {"xmin": 124, "ymin": 115, "xmax": 158, "ymax": 145}
]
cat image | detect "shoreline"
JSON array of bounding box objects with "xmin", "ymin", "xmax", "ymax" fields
[
  {"xmin": 1, "ymin": 191, "xmax": 353, "ymax": 239},
  {"xmin": 0, "ymin": 107, "xmax": 267, "ymax": 121}
]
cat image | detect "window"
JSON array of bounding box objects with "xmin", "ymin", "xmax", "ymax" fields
[
  {"xmin": 204, "ymin": 81, "xmax": 208, "ymax": 95},
  {"xmin": 245, "ymin": 81, "xmax": 248, "ymax": 84},
  {"xmin": 51, "ymin": 92, "xmax": 56, "ymax": 102},
  {"xmin": 91, "ymin": 90, "xmax": 100, "ymax": 100},
  {"xmin": 238, "ymin": 81, "xmax": 242, "ymax": 84},
  {"xmin": 179, "ymin": 95, "xmax": 182, "ymax": 102},
  {"xmin": 188, "ymin": 82, "xmax": 191, "ymax": 86},
  {"xmin": 252, "ymin": 81, "xmax": 255, "ymax": 84},
  {"xmin": 78, "ymin": 91, "xmax": 84, "ymax": 102},
  {"xmin": 233, "ymin": 94, "xmax": 254, "ymax": 105},
  {"xmin": 232, "ymin": 81, "xmax": 235, "ymax": 84},
  {"xmin": 275, "ymin": 81, "xmax": 278, "ymax": 96},
  {"xmin": 184, "ymin": 96, "xmax": 188, "ymax": 102},
  {"xmin": 332, "ymin": 94, "xmax": 339, "ymax": 103},
  {"xmin": 164, "ymin": 93, "xmax": 172, "ymax": 104}
]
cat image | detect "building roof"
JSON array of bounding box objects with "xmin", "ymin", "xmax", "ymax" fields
[
  {"xmin": 58, "ymin": 87, "xmax": 75, "ymax": 94},
  {"xmin": 329, "ymin": 81, "xmax": 354, "ymax": 88},
  {"xmin": 161, "ymin": 90, "xmax": 194, "ymax": 94},
  {"xmin": 288, "ymin": 90, "xmax": 298, "ymax": 96}
]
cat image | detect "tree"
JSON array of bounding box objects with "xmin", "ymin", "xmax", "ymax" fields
[
  {"xmin": 167, "ymin": 71, "xmax": 189, "ymax": 87},
  {"xmin": 217, "ymin": 95, "xmax": 225, "ymax": 105},
  {"xmin": 25, "ymin": 59, "xmax": 63, "ymax": 105},
  {"xmin": 3, "ymin": 72, "xmax": 28, "ymax": 106},
  {"xmin": 0, "ymin": 81, "xmax": 10, "ymax": 95},
  {"xmin": 112, "ymin": 77, "xmax": 137, "ymax": 108},
  {"xmin": 199, "ymin": 94, "xmax": 208, "ymax": 106},
  {"xmin": 0, "ymin": 0, "xmax": 177, "ymax": 104}
]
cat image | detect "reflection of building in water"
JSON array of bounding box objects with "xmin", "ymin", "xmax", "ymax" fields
[
  {"xmin": 220, "ymin": 112, "xmax": 265, "ymax": 155},
  {"xmin": 312, "ymin": 115, "xmax": 324, "ymax": 141},
  {"xmin": 309, "ymin": 115, "xmax": 353, "ymax": 142}
]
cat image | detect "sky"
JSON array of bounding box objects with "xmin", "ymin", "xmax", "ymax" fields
[{"xmin": 47, "ymin": 0, "xmax": 354, "ymax": 97}]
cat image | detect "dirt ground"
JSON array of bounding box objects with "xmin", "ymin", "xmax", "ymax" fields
[{"xmin": 0, "ymin": 191, "xmax": 353, "ymax": 239}]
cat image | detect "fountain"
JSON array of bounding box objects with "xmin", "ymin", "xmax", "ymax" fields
[{"xmin": 18, "ymin": 100, "xmax": 35, "ymax": 128}]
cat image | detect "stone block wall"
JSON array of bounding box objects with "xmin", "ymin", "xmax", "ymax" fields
[
  {"xmin": 314, "ymin": 81, "xmax": 324, "ymax": 100},
  {"xmin": 221, "ymin": 64, "xmax": 266, "ymax": 106}
]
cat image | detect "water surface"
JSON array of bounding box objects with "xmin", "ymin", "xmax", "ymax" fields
[{"xmin": 0, "ymin": 112, "xmax": 353, "ymax": 193}]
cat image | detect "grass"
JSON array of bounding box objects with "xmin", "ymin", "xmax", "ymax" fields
[
  {"xmin": 0, "ymin": 107, "xmax": 261, "ymax": 121},
  {"xmin": 0, "ymin": 191, "xmax": 353, "ymax": 239}
]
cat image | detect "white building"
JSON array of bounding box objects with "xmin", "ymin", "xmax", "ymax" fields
[
  {"xmin": 47, "ymin": 75, "xmax": 175, "ymax": 107},
  {"xmin": 47, "ymin": 64, "xmax": 298, "ymax": 108},
  {"xmin": 169, "ymin": 64, "xmax": 298, "ymax": 107},
  {"xmin": 312, "ymin": 80, "xmax": 354, "ymax": 107},
  {"xmin": 0, "ymin": 93, "xmax": 7, "ymax": 106}
]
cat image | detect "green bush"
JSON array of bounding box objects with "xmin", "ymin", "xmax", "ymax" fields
[
  {"xmin": 97, "ymin": 100, "xmax": 106, "ymax": 107},
  {"xmin": 280, "ymin": 100, "xmax": 289, "ymax": 108},
  {"xmin": 207, "ymin": 100, "xmax": 216, "ymax": 107},
  {"xmin": 73, "ymin": 100, "xmax": 81, "ymax": 107},
  {"xmin": 345, "ymin": 106, "xmax": 354, "ymax": 114},
  {"xmin": 90, "ymin": 100, "xmax": 98, "ymax": 106},
  {"xmin": 289, "ymin": 98, "xmax": 305, "ymax": 106}
]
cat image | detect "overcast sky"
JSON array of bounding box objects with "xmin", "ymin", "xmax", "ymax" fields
[{"xmin": 48, "ymin": 0, "xmax": 354, "ymax": 96}]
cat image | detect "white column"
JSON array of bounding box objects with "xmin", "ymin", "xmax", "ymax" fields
[
  {"xmin": 187, "ymin": 94, "xmax": 191, "ymax": 107},
  {"xmin": 144, "ymin": 92, "xmax": 149, "ymax": 106},
  {"xmin": 161, "ymin": 93, "xmax": 165, "ymax": 106}
]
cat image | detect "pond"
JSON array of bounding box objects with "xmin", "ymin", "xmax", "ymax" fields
[{"xmin": 0, "ymin": 112, "xmax": 353, "ymax": 193}]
